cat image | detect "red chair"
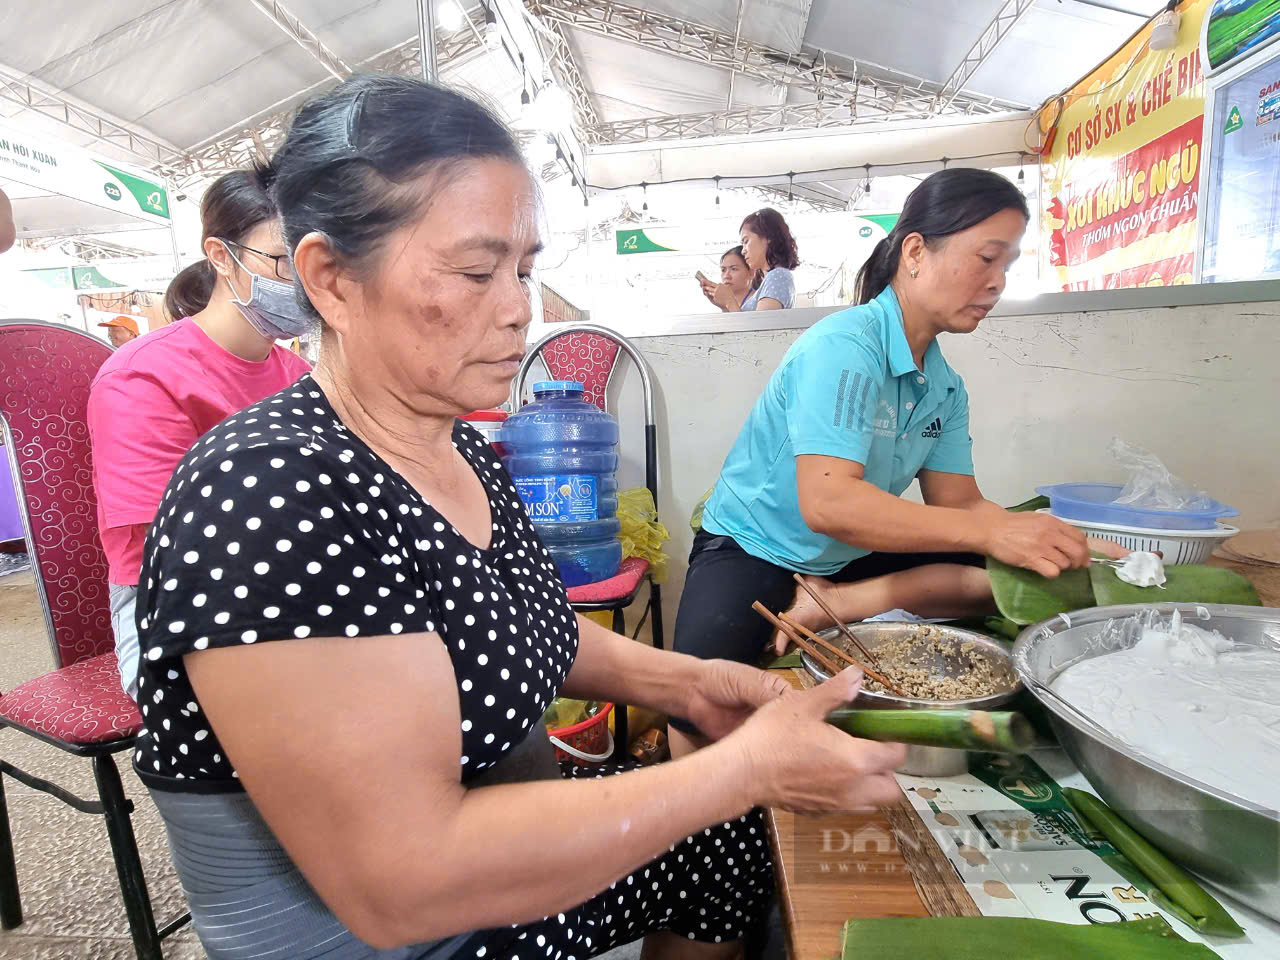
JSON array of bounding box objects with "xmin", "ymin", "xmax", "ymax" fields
[
  {"xmin": 512, "ymin": 325, "xmax": 665, "ymax": 758},
  {"xmin": 0, "ymin": 320, "xmax": 188, "ymax": 959}
]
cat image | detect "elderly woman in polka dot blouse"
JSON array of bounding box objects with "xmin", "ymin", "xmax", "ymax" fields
[{"xmin": 132, "ymin": 75, "xmax": 904, "ymax": 960}]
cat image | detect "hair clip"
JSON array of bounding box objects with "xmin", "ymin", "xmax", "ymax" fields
[{"xmin": 345, "ymin": 89, "xmax": 370, "ymax": 152}]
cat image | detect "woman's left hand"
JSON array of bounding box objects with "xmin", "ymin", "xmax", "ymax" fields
[{"xmin": 683, "ymin": 659, "xmax": 791, "ymax": 741}]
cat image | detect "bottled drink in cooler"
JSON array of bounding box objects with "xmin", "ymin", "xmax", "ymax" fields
[{"xmin": 498, "ymin": 381, "xmax": 622, "ymax": 587}]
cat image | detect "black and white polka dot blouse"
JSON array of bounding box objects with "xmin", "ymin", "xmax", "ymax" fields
[{"xmin": 132, "ymin": 374, "xmax": 579, "ymax": 791}]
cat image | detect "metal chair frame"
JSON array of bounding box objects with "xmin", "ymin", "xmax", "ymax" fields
[
  {"xmin": 0, "ymin": 318, "xmax": 190, "ymax": 959},
  {"xmin": 512, "ymin": 324, "xmax": 665, "ymax": 760}
]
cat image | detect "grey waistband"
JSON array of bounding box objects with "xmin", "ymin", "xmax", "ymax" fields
[
  {"xmin": 149, "ymin": 729, "xmax": 561, "ymax": 959},
  {"xmin": 151, "ymin": 789, "xmax": 478, "ymax": 960}
]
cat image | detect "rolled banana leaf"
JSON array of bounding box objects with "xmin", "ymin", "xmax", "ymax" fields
[
  {"xmin": 987, "ymin": 556, "xmax": 1095, "ymax": 625},
  {"xmin": 1088, "ymin": 563, "xmax": 1261, "ymax": 608},
  {"xmin": 1064, "ymin": 789, "xmax": 1245, "ymax": 939},
  {"xmin": 840, "ymin": 916, "xmax": 1223, "ymax": 960},
  {"xmin": 827, "ymin": 709, "xmax": 1034, "ymax": 754}
]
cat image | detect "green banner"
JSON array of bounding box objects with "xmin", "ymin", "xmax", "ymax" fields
[
  {"xmin": 72, "ymin": 265, "xmax": 124, "ymax": 290},
  {"xmin": 616, "ymin": 228, "xmax": 675, "ymax": 255},
  {"xmin": 862, "ymin": 213, "xmax": 900, "ymax": 234},
  {"xmin": 95, "ymin": 161, "xmax": 170, "ymax": 219}
]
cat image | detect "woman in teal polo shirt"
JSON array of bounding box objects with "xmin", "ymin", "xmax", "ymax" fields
[{"xmin": 671, "ymin": 169, "xmax": 1116, "ymax": 746}]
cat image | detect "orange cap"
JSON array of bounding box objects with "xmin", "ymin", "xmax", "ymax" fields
[{"xmin": 98, "ymin": 315, "xmax": 140, "ymax": 336}]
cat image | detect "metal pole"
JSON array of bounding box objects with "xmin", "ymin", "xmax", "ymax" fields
[
  {"xmin": 417, "ymin": 0, "xmax": 438, "ymax": 82},
  {"xmin": 167, "ymin": 182, "xmax": 182, "ymax": 274}
]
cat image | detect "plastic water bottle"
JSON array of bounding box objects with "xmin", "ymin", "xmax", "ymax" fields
[{"xmin": 499, "ymin": 381, "xmax": 622, "ymax": 587}]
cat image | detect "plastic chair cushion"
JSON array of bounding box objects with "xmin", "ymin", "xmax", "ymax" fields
[
  {"xmin": 0, "ymin": 652, "xmax": 141, "ymax": 746},
  {"xmin": 566, "ymin": 557, "xmax": 649, "ymax": 605}
]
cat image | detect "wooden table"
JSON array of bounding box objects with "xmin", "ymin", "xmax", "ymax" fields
[
  {"xmin": 765, "ymin": 557, "xmax": 1280, "ymax": 960},
  {"xmin": 766, "ymin": 668, "xmax": 929, "ymax": 960}
]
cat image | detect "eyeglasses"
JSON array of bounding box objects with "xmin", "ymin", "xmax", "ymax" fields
[{"xmin": 224, "ymin": 240, "xmax": 294, "ymax": 282}]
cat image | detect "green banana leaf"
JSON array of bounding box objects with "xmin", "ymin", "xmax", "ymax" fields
[
  {"xmin": 1089, "ymin": 563, "xmax": 1261, "ymax": 608},
  {"xmin": 763, "ymin": 651, "xmax": 803, "ymax": 669},
  {"xmin": 987, "ymin": 557, "xmax": 1095, "ymax": 625},
  {"xmin": 840, "ymin": 916, "xmax": 1222, "ymax": 960},
  {"xmin": 1064, "ymin": 789, "xmax": 1245, "ymax": 938},
  {"xmin": 1006, "ymin": 494, "xmax": 1051, "ymax": 513}
]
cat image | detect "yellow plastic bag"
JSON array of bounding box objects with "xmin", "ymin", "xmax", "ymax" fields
[
  {"xmin": 689, "ymin": 487, "xmax": 714, "ymax": 533},
  {"xmin": 618, "ymin": 488, "xmax": 670, "ymax": 583}
]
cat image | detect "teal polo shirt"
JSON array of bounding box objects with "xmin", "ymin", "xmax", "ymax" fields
[{"xmin": 702, "ymin": 285, "xmax": 975, "ymax": 575}]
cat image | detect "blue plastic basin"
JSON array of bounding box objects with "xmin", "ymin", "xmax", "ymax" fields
[{"xmin": 1036, "ymin": 482, "xmax": 1239, "ymax": 531}]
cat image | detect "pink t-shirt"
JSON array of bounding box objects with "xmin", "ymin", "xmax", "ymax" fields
[{"xmin": 88, "ymin": 318, "xmax": 312, "ymax": 585}]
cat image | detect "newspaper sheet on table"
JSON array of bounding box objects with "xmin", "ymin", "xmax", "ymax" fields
[{"xmin": 897, "ymin": 750, "xmax": 1280, "ymax": 957}]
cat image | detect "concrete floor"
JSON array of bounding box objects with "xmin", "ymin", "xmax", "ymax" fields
[
  {"xmin": 0, "ymin": 570, "xmax": 205, "ymax": 959},
  {"xmin": 0, "ymin": 573, "xmax": 655, "ymax": 960}
]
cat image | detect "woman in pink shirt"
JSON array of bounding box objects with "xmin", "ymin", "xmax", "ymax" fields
[{"xmin": 88, "ymin": 165, "xmax": 313, "ymax": 698}]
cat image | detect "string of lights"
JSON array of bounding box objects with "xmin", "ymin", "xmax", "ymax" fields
[{"xmin": 584, "ymin": 149, "xmax": 1036, "ymax": 197}]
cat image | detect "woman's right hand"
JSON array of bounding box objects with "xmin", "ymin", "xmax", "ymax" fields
[
  {"xmin": 733, "ymin": 668, "xmax": 906, "ymax": 812},
  {"xmin": 983, "ymin": 510, "xmax": 1090, "ymax": 577}
]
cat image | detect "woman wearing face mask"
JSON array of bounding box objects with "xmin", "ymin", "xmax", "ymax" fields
[
  {"xmin": 87, "ymin": 164, "xmax": 312, "ymax": 699},
  {"xmin": 706, "ymin": 208, "xmax": 798, "ymax": 312},
  {"xmin": 669, "ymin": 170, "xmax": 1126, "ymax": 753},
  {"xmin": 699, "ymin": 245, "xmax": 758, "ymax": 312}
]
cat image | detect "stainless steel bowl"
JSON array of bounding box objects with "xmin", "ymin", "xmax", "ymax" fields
[
  {"xmin": 1014, "ymin": 602, "xmax": 1280, "ymax": 921},
  {"xmin": 802, "ymin": 622, "xmax": 1022, "ymax": 776}
]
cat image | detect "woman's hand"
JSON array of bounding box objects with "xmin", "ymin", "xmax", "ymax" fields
[
  {"xmin": 699, "ymin": 277, "xmax": 718, "ymax": 304},
  {"xmin": 983, "ymin": 510, "xmax": 1091, "ymax": 578},
  {"xmin": 709, "ymin": 282, "xmax": 740, "ymax": 312},
  {"xmin": 1087, "ymin": 537, "xmax": 1131, "ymax": 559},
  {"xmin": 683, "ymin": 659, "xmax": 791, "ymax": 741},
  {"xmin": 733, "ymin": 667, "xmax": 906, "ymax": 813}
]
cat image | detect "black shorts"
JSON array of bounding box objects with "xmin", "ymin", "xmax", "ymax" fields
[{"xmin": 669, "ymin": 529, "xmax": 983, "ymax": 735}]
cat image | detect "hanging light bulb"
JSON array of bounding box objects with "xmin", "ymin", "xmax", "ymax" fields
[
  {"xmin": 714, "ymin": 175, "xmax": 721, "ymax": 208},
  {"xmin": 528, "ymin": 79, "xmax": 574, "ymax": 132},
  {"xmin": 438, "ymin": 0, "xmax": 463, "ymax": 33},
  {"xmin": 641, "ymin": 182, "xmax": 648, "ymax": 213},
  {"xmin": 483, "ymin": 3, "xmax": 501, "ymax": 51},
  {"xmin": 864, "ymin": 164, "xmax": 872, "ymax": 196},
  {"xmin": 787, "ymin": 172, "xmax": 795, "ymax": 205},
  {"xmin": 1017, "ymin": 154, "xmax": 1026, "ymax": 184}
]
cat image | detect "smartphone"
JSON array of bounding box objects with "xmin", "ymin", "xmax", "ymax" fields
[{"xmin": 695, "ymin": 270, "xmax": 710, "ymax": 284}]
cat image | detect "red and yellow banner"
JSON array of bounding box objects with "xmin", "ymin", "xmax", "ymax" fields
[{"xmin": 1040, "ymin": 0, "xmax": 1209, "ymax": 290}]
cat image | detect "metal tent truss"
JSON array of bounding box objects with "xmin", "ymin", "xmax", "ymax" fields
[
  {"xmin": 169, "ymin": 10, "xmax": 487, "ymax": 187},
  {"xmin": 524, "ymin": 0, "xmax": 1027, "ymax": 145},
  {"xmin": 248, "ymin": 0, "xmax": 354, "ymax": 80},
  {"xmin": 21, "ymin": 235, "xmax": 160, "ymax": 262},
  {"xmin": 586, "ymin": 99, "xmax": 924, "ymax": 145},
  {"xmin": 0, "ymin": 67, "xmax": 189, "ymax": 176},
  {"xmin": 934, "ymin": 0, "xmax": 1037, "ymax": 111}
]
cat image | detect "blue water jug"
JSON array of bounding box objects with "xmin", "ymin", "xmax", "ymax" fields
[{"xmin": 499, "ymin": 381, "xmax": 622, "ymax": 587}]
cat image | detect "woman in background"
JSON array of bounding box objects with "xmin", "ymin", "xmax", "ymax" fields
[
  {"xmin": 88, "ymin": 165, "xmax": 312, "ymax": 699},
  {"xmin": 706, "ymin": 208, "xmax": 798, "ymax": 312},
  {"xmin": 699, "ymin": 244, "xmax": 757, "ymax": 311},
  {"xmin": 670, "ymin": 169, "xmax": 1126, "ymax": 754}
]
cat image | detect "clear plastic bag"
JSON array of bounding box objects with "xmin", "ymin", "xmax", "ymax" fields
[{"xmin": 1109, "ymin": 438, "xmax": 1212, "ymax": 510}]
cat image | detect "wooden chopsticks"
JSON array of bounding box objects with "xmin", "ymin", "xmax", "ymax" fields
[
  {"xmin": 778, "ymin": 612, "xmax": 909, "ymax": 698},
  {"xmin": 792, "ymin": 573, "xmax": 884, "ymax": 671},
  {"xmin": 752, "ymin": 602, "xmax": 842, "ymax": 676}
]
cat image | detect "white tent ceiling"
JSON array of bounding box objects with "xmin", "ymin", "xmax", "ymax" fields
[{"xmin": 0, "ymin": 0, "xmax": 1164, "ymax": 194}]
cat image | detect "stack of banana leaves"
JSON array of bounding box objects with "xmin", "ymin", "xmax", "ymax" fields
[{"xmin": 982, "ymin": 497, "xmax": 1260, "ymax": 640}]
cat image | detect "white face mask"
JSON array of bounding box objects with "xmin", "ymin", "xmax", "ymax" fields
[{"xmin": 221, "ymin": 243, "xmax": 316, "ymax": 341}]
